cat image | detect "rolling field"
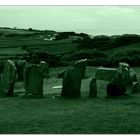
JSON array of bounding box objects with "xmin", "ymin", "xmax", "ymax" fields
[
  {"xmin": 105, "ymin": 42, "xmax": 140, "ymax": 55},
  {"xmin": 0, "ymin": 28, "xmax": 36, "ymax": 34},
  {"xmin": 0, "ymin": 37, "xmax": 74, "ymax": 49},
  {"xmin": 0, "ymin": 37, "xmax": 79, "ymax": 60},
  {"xmin": 0, "ymin": 66, "xmax": 140, "ymax": 134}
]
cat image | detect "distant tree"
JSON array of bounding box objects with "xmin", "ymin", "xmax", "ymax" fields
[
  {"xmin": 113, "ymin": 34, "xmax": 140, "ymax": 46},
  {"xmin": 79, "ymin": 33, "xmax": 89, "ymax": 37},
  {"xmin": 55, "ymin": 32, "xmax": 69, "ymax": 40},
  {"xmin": 28, "ymin": 28, "xmax": 33, "ymax": 31},
  {"xmin": 79, "ymin": 34, "xmax": 140, "ymax": 50},
  {"xmin": 79, "ymin": 36, "xmax": 92, "ymax": 49}
]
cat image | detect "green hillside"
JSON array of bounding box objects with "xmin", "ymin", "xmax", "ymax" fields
[
  {"xmin": 0, "ymin": 28, "xmax": 35, "ymax": 34},
  {"xmin": 0, "ymin": 37, "xmax": 79, "ymax": 50},
  {"xmin": 0, "ymin": 37, "xmax": 80, "ymax": 60},
  {"xmin": 105, "ymin": 42, "xmax": 140, "ymax": 56},
  {"xmin": 1, "ymin": 27, "xmax": 140, "ymax": 67}
]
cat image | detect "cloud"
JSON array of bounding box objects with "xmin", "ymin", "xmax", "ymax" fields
[{"xmin": 0, "ymin": 6, "xmax": 140, "ymax": 35}]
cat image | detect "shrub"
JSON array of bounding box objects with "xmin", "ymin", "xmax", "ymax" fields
[
  {"xmin": 109, "ymin": 48, "xmax": 140, "ymax": 66},
  {"xmin": 80, "ymin": 34, "xmax": 140, "ymax": 50},
  {"xmin": 113, "ymin": 34, "xmax": 140, "ymax": 47},
  {"xmin": 47, "ymin": 54, "xmax": 62, "ymax": 67},
  {"xmin": 61, "ymin": 49, "xmax": 107, "ymax": 61},
  {"xmin": 106, "ymin": 74, "xmax": 126, "ymax": 97},
  {"xmin": 28, "ymin": 51, "xmax": 66, "ymax": 67},
  {"xmin": 5, "ymin": 33, "xmax": 19, "ymax": 37},
  {"xmin": 28, "ymin": 28, "xmax": 33, "ymax": 31},
  {"xmin": 60, "ymin": 48, "xmax": 140, "ymax": 67}
]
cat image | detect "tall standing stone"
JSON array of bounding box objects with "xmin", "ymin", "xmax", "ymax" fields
[
  {"xmin": 89, "ymin": 77, "xmax": 97, "ymax": 98},
  {"xmin": 118, "ymin": 62, "xmax": 131, "ymax": 85},
  {"xmin": 0, "ymin": 60, "xmax": 17, "ymax": 96},
  {"xmin": 24, "ymin": 61, "xmax": 48, "ymax": 97},
  {"xmin": 130, "ymin": 69, "xmax": 138, "ymax": 83},
  {"xmin": 74, "ymin": 59, "xmax": 87, "ymax": 78},
  {"xmin": 40, "ymin": 61, "xmax": 49, "ymax": 78},
  {"xmin": 61, "ymin": 68, "xmax": 82, "ymax": 98},
  {"xmin": 16, "ymin": 60, "xmax": 26, "ymax": 81}
]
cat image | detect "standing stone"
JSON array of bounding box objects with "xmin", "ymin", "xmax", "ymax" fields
[
  {"xmin": 89, "ymin": 77, "xmax": 97, "ymax": 98},
  {"xmin": 129, "ymin": 69, "xmax": 140, "ymax": 93},
  {"xmin": 118, "ymin": 62, "xmax": 131, "ymax": 85},
  {"xmin": 130, "ymin": 69, "xmax": 138, "ymax": 84},
  {"xmin": 74, "ymin": 59, "xmax": 87, "ymax": 78},
  {"xmin": 40, "ymin": 61, "xmax": 49, "ymax": 78},
  {"xmin": 131, "ymin": 82, "xmax": 140, "ymax": 93},
  {"xmin": 61, "ymin": 68, "xmax": 82, "ymax": 98},
  {"xmin": 24, "ymin": 61, "xmax": 48, "ymax": 97},
  {"xmin": 16, "ymin": 60, "xmax": 26, "ymax": 81},
  {"xmin": 23, "ymin": 51, "xmax": 49, "ymax": 97},
  {"xmin": 0, "ymin": 60, "xmax": 17, "ymax": 96}
]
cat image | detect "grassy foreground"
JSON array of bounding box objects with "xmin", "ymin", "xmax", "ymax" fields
[{"xmin": 0, "ymin": 66, "xmax": 140, "ymax": 134}]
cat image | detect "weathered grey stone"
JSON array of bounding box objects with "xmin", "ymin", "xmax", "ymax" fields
[
  {"xmin": 95, "ymin": 67, "xmax": 118, "ymax": 81},
  {"xmin": 118, "ymin": 62, "xmax": 130, "ymax": 73},
  {"xmin": 0, "ymin": 60, "xmax": 17, "ymax": 96},
  {"xmin": 89, "ymin": 77, "xmax": 97, "ymax": 98},
  {"xmin": 61, "ymin": 68, "xmax": 82, "ymax": 98},
  {"xmin": 131, "ymin": 81, "xmax": 140, "ymax": 93},
  {"xmin": 40, "ymin": 61, "xmax": 49, "ymax": 78},
  {"xmin": 24, "ymin": 61, "xmax": 48, "ymax": 97},
  {"xmin": 16, "ymin": 60, "xmax": 26, "ymax": 81},
  {"xmin": 118, "ymin": 62, "xmax": 131, "ymax": 85},
  {"xmin": 74, "ymin": 59, "xmax": 87, "ymax": 78},
  {"xmin": 130, "ymin": 69, "xmax": 138, "ymax": 83}
]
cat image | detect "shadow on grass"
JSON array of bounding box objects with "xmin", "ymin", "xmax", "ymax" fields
[
  {"xmin": 21, "ymin": 94, "xmax": 45, "ymax": 99},
  {"xmin": 0, "ymin": 94, "xmax": 19, "ymax": 98},
  {"xmin": 104, "ymin": 93, "xmax": 133, "ymax": 99}
]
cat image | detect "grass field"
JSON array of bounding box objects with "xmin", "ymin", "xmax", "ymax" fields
[
  {"xmin": 105, "ymin": 42, "xmax": 140, "ymax": 55},
  {"xmin": 0, "ymin": 66, "xmax": 140, "ymax": 134},
  {"xmin": 1, "ymin": 35, "xmax": 140, "ymax": 61},
  {"xmin": 0, "ymin": 28, "xmax": 36, "ymax": 34},
  {"xmin": 0, "ymin": 37, "xmax": 79, "ymax": 60}
]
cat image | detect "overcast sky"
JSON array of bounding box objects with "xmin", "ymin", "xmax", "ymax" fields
[{"xmin": 0, "ymin": 6, "xmax": 140, "ymax": 35}]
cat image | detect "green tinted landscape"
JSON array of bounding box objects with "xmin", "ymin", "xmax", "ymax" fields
[{"xmin": 0, "ymin": 27, "xmax": 140, "ymax": 134}]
